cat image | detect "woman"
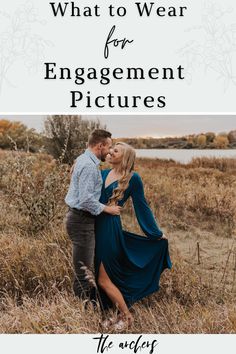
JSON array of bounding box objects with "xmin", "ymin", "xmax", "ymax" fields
[{"xmin": 95, "ymin": 142, "xmax": 172, "ymax": 330}]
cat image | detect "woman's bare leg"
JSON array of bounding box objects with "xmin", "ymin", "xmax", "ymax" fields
[{"xmin": 98, "ymin": 263, "xmax": 133, "ymax": 321}]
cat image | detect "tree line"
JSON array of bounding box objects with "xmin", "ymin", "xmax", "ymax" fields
[
  {"xmin": 0, "ymin": 116, "xmax": 105, "ymax": 165},
  {"xmin": 114, "ymin": 131, "xmax": 236, "ymax": 149}
]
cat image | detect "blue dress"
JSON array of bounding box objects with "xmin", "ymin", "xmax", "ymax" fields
[{"xmin": 95, "ymin": 170, "xmax": 172, "ymax": 309}]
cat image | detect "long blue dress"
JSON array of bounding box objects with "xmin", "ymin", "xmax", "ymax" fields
[{"xmin": 95, "ymin": 169, "xmax": 172, "ymax": 309}]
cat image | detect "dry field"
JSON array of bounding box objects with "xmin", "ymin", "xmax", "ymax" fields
[{"xmin": 0, "ymin": 150, "xmax": 236, "ymax": 333}]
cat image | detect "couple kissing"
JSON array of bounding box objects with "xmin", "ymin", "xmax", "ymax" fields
[{"xmin": 65, "ymin": 129, "xmax": 172, "ymax": 331}]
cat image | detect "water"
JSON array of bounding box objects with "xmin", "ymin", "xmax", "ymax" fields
[{"xmin": 135, "ymin": 149, "xmax": 236, "ymax": 164}]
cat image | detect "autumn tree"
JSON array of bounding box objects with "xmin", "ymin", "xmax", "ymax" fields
[
  {"xmin": 43, "ymin": 115, "xmax": 106, "ymax": 164},
  {"xmin": 0, "ymin": 119, "xmax": 42, "ymax": 152},
  {"xmin": 205, "ymin": 132, "xmax": 216, "ymax": 144},
  {"xmin": 213, "ymin": 135, "xmax": 229, "ymax": 149},
  {"xmin": 228, "ymin": 130, "xmax": 236, "ymax": 144},
  {"xmin": 196, "ymin": 134, "xmax": 207, "ymax": 147}
]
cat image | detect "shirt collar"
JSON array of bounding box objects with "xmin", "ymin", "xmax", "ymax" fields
[{"xmin": 85, "ymin": 149, "xmax": 101, "ymax": 166}]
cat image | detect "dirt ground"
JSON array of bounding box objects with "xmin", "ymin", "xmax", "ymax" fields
[{"xmin": 171, "ymin": 228, "xmax": 236, "ymax": 294}]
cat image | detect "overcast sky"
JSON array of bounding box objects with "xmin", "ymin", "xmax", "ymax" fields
[{"xmin": 1, "ymin": 115, "xmax": 235, "ymax": 138}]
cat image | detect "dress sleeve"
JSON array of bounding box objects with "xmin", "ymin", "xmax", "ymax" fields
[{"xmin": 130, "ymin": 173, "xmax": 163, "ymax": 239}]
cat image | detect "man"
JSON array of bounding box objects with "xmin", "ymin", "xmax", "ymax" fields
[{"xmin": 65, "ymin": 129, "xmax": 121, "ymax": 300}]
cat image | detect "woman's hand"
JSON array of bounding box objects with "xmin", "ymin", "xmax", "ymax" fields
[
  {"xmin": 160, "ymin": 233, "xmax": 168, "ymax": 240},
  {"xmin": 104, "ymin": 205, "xmax": 122, "ymax": 215}
]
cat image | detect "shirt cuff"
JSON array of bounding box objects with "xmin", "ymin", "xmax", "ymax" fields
[
  {"xmin": 96, "ymin": 203, "xmax": 105, "ymax": 215},
  {"xmin": 90, "ymin": 203, "xmax": 106, "ymax": 216}
]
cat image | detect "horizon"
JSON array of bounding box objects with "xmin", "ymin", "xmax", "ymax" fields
[{"xmin": 1, "ymin": 115, "xmax": 235, "ymax": 138}]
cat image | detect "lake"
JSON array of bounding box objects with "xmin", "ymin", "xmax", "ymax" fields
[{"xmin": 135, "ymin": 149, "xmax": 236, "ymax": 164}]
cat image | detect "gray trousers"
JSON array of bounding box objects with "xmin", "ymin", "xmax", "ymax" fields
[{"xmin": 65, "ymin": 208, "xmax": 96, "ymax": 299}]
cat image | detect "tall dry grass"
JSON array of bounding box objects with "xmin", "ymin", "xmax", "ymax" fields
[
  {"xmin": 132, "ymin": 158, "xmax": 236, "ymax": 237},
  {"xmin": 0, "ymin": 151, "xmax": 236, "ymax": 333}
]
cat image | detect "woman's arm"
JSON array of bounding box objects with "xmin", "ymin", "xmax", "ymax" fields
[{"xmin": 130, "ymin": 173, "xmax": 164, "ymax": 240}]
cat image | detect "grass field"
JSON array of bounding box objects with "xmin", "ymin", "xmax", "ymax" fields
[{"xmin": 0, "ymin": 150, "xmax": 236, "ymax": 333}]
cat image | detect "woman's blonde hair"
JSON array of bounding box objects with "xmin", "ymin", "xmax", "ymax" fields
[{"xmin": 108, "ymin": 142, "xmax": 136, "ymax": 205}]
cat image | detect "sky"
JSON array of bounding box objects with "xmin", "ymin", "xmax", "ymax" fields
[{"xmin": 1, "ymin": 115, "xmax": 235, "ymax": 138}]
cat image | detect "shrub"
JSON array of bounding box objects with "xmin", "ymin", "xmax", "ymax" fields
[
  {"xmin": 0, "ymin": 151, "xmax": 69, "ymax": 234},
  {"xmin": 43, "ymin": 115, "xmax": 106, "ymax": 165}
]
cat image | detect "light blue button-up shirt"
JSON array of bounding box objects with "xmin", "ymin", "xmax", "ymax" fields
[{"xmin": 65, "ymin": 149, "xmax": 105, "ymax": 216}]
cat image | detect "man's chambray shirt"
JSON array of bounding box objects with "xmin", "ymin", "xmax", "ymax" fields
[{"xmin": 65, "ymin": 149, "xmax": 105, "ymax": 216}]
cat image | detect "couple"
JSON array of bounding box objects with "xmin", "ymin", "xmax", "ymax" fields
[{"xmin": 65, "ymin": 129, "xmax": 171, "ymax": 330}]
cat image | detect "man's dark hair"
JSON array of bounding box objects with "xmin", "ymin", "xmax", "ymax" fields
[{"xmin": 88, "ymin": 129, "xmax": 112, "ymax": 147}]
